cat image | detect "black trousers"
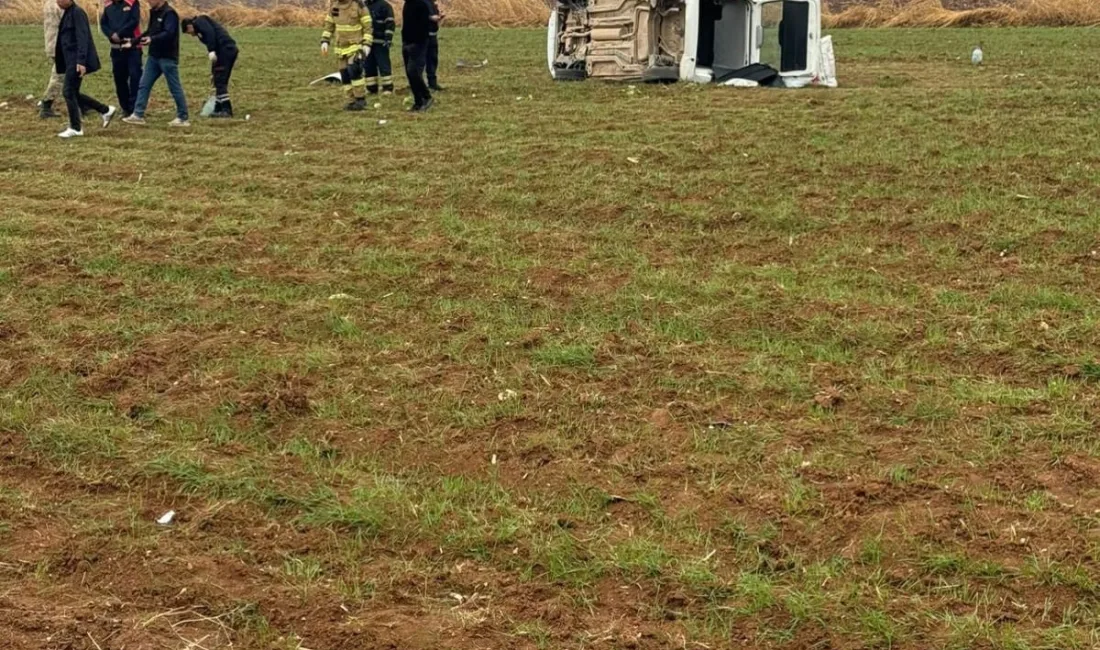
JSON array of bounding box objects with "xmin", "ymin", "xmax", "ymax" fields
[
  {"xmin": 403, "ymin": 42, "xmax": 431, "ymax": 107},
  {"xmin": 63, "ymin": 68, "xmax": 109, "ymax": 131},
  {"xmin": 364, "ymin": 43, "xmax": 393, "ymax": 93},
  {"xmin": 212, "ymin": 48, "xmax": 238, "ymax": 100},
  {"xmin": 110, "ymin": 48, "xmax": 142, "ymax": 115},
  {"xmin": 427, "ymin": 31, "xmax": 439, "ymax": 86}
]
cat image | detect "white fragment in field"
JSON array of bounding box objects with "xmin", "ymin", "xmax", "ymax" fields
[
  {"xmin": 491, "ymin": 454, "xmax": 498, "ymax": 465},
  {"xmin": 1039, "ymin": 321, "xmax": 1051, "ymax": 331},
  {"xmin": 450, "ymin": 593, "xmax": 464, "ymax": 604},
  {"xmin": 497, "ymin": 389, "xmax": 518, "ymax": 402},
  {"xmin": 245, "ymin": 114, "xmax": 251, "ymax": 121},
  {"xmin": 25, "ymin": 94, "xmax": 35, "ymax": 101},
  {"xmin": 378, "ymin": 120, "xmax": 388, "ymax": 125},
  {"xmin": 137, "ymin": 172, "xmax": 143, "ymax": 183},
  {"xmin": 626, "ymin": 157, "xmax": 640, "ymax": 164},
  {"xmin": 1015, "ymin": 194, "xmax": 1034, "ymax": 200},
  {"xmin": 156, "ymin": 510, "xmax": 176, "ymax": 525},
  {"xmin": 373, "ymin": 102, "xmax": 382, "ymax": 109},
  {"xmin": 328, "ymin": 293, "xmax": 352, "ymax": 301},
  {"xmin": 283, "ymin": 150, "xmax": 298, "ymax": 156},
  {"xmin": 0, "ymin": 102, "xmax": 8, "ymax": 109}
]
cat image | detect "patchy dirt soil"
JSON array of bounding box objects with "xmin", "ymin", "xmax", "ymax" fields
[{"xmin": 3, "ymin": 25, "xmax": 1100, "ymax": 650}]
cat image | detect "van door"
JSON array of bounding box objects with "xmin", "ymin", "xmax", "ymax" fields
[{"xmin": 750, "ymin": 0, "xmax": 818, "ymax": 78}]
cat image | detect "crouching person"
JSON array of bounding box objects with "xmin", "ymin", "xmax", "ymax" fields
[
  {"xmin": 183, "ymin": 16, "xmax": 239, "ymax": 118},
  {"xmin": 55, "ymin": 0, "xmax": 117, "ymax": 138}
]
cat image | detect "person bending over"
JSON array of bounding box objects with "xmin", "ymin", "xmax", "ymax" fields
[{"xmin": 183, "ymin": 15, "xmax": 239, "ymax": 118}]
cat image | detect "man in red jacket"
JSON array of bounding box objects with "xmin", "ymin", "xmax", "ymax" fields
[{"xmin": 100, "ymin": 0, "xmax": 143, "ymax": 117}]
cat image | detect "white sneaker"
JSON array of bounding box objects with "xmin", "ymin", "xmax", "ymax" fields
[
  {"xmin": 57, "ymin": 128, "xmax": 84, "ymax": 139},
  {"xmin": 168, "ymin": 118, "xmax": 191, "ymax": 128},
  {"xmin": 122, "ymin": 115, "xmax": 146, "ymax": 125},
  {"xmin": 102, "ymin": 105, "xmax": 117, "ymax": 128}
]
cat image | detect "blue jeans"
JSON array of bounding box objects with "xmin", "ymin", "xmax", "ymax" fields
[{"xmin": 132, "ymin": 56, "xmax": 188, "ymax": 120}]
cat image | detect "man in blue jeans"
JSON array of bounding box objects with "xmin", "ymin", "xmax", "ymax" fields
[{"xmin": 122, "ymin": 0, "xmax": 188, "ymax": 127}]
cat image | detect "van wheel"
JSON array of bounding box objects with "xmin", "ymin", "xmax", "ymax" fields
[
  {"xmin": 553, "ymin": 66, "xmax": 587, "ymax": 81},
  {"xmin": 642, "ymin": 66, "xmax": 679, "ymax": 83}
]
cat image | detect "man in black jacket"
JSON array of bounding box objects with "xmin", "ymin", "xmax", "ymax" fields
[
  {"xmin": 401, "ymin": 0, "xmax": 433, "ymax": 112},
  {"xmin": 123, "ymin": 0, "xmax": 189, "ymax": 127},
  {"xmin": 100, "ymin": 0, "xmax": 142, "ymax": 117},
  {"xmin": 426, "ymin": 0, "xmax": 443, "ymax": 91},
  {"xmin": 54, "ymin": 0, "xmax": 117, "ymax": 138},
  {"xmin": 183, "ymin": 16, "xmax": 239, "ymax": 118}
]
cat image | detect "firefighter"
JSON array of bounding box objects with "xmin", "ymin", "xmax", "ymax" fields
[
  {"xmin": 364, "ymin": 0, "xmax": 394, "ymax": 95},
  {"xmin": 39, "ymin": 0, "xmax": 63, "ymax": 118},
  {"xmin": 182, "ymin": 16, "xmax": 239, "ymax": 118},
  {"xmin": 320, "ymin": 0, "xmax": 373, "ymax": 111}
]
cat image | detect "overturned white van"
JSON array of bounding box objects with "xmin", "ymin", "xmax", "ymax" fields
[{"xmin": 547, "ymin": 0, "xmax": 835, "ymax": 87}]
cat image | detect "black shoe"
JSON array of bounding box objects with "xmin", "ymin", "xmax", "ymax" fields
[
  {"xmin": 39, "ymin": 99, "xmax": 59, "ymax": 119},
  {"xmin": 428, "ymin": 83, "xmax": 445, "ymax": 91},
  {"xmin": 410, "ymin": 97, "xmax": 435, "ymax": 113},
  {"xmin": 210, "ymin": 100, "xmax": 233, "ymax": 118},
  {"xmin": 344, "ymin": 98, "xmax": 367, "ymax": 111}
]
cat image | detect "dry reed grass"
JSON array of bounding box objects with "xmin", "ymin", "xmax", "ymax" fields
[
  {"xmin": 824, "ymin": 0, "xmax": 1100, "ymax": 27},
  {"xmin": 2, "ymin": 0, "xmax": 1099, "ymax": 28}
]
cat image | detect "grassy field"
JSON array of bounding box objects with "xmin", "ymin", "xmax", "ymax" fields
[{"xmin": 2, "ymin": 25, "xmax": 1100, "ymax": 650}]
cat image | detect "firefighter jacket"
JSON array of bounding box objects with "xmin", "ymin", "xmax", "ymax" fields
[
  {"xmin": 367, "ymin": 0, "xmax": 394, "ymax": 46},
  {"xmin": 322, "ymin": 0, "xmax": 373, "ymax": 58},
  {"xmin": 43, "ymin": 0, "xmax": 62, "ymax": 58}
]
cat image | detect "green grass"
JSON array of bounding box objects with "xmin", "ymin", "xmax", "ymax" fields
[{"xmin": 2, "ymin": 24, "xmax": 1100, "ymax": 650}]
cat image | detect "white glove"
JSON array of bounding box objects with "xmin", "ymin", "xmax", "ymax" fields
[
  {"xmin": 361, "ymin": 45, "xmax": 371, "ymax": 59},
  {"xmin": 320, "ymin": 42, "xmax": 329, "ymax": 55},
  {"xmin": 208, "ymin": 51, "xmax": 218, "ymax": 63}
]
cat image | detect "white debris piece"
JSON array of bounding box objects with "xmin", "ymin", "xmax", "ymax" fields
[
  {"xmin": 497, "ymin": 389, "xmax": 519, "ymax": 402},
  {"xmin": 157, "ymin": 510, "xmax": 176, "ymax": 525},
  {"xmin": 972, "ymin": 45, "xmax": 984, "ymax": 65}
]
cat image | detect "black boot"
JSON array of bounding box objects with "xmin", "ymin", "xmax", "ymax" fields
[
  {"xmin": 428, "ymin": 82, "xmax": 445, "ymax": 91},
  {"xmin": 39, "ymin": 99, "xmax": 59, "ymax": 119},
  {"xmin": 344, "ymin": 97, "xmax": 366, "ymax": 111},
  {"xmin": 211, "ymin": 100, "xmax": 233, "ymax": 118}
]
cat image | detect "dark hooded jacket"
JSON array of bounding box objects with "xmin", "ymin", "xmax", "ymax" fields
[{"xmin": 55, "ymin": 2, "xmax": 101, "ymax": 74}]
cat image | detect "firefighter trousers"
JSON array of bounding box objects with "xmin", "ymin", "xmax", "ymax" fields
[
  {"xmin": 364, "ymin": 43, "xmax": 393, "ymax": 93},
  {"xmin": 339, "ymin": 53, "xmax": 367, "ymax": 100}
]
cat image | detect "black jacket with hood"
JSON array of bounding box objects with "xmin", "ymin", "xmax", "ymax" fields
[{"xmin": 55, "ymin": 2, "xmax": 101, "ymax": 74}]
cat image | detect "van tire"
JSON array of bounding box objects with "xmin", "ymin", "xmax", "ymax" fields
[
  {"xmin": 553, "ymin": 67, "xmax": 587, "ymax": 81},
  {"xmin": 642, "ymin": 66, "xmax": 679, "ymax": 83}
]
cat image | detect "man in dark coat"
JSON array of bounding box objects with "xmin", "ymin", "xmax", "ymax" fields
[
  {"xmin": 401, "ymin": 0, "xmax": 433, "ymax": 112},
  {"xmin": 54, "ymin": 0, "xmax": 117, "ymax": 138},
  {"xmin": 100, "ymin": 0, "xmax": 143, "ymax": 117},
  {"xmin": 183, "ymin": 15, "xmax": 239, "ymax": 118}
]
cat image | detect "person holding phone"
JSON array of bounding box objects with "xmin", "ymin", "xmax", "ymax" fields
[
  {"xmin": 100, "ymin": 0, "xmax": 143, "ymax": 118},
  {"xmin": 123, "ymin": 0, "xmax": 189, "ymax": 127}
]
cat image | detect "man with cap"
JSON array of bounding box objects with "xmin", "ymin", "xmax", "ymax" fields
[{"xmin": 183, "ymin": 15, "xmax": 239, "ymax": 118}]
